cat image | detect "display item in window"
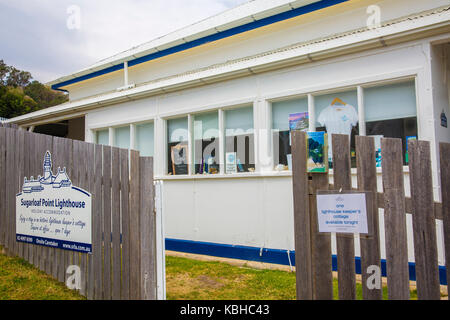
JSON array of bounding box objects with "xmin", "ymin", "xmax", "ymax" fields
[
  {"xmin": 317, "ymin": 98, "xmax": 358, "ymax": 162},
  {"xmin": 306, "ymin": 131, "xmax": 328, "ymax": 173}
]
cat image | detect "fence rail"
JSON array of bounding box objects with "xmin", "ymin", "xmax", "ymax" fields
[
  {"xmin": 291, "ymin": 131, "xmax": 449, "ymax": 300},
  {"xmin": 0, "ymin": 123, "xmax": 157, "ymax": 300}
]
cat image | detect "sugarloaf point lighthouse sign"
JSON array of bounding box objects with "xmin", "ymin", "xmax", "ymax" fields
[{"xmin": 16, "ymin": 151, "xmax": 92, "ymax": 253}]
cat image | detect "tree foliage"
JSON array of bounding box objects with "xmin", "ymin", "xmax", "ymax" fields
[{"xmin": 0, "ymin": 59, "xmax": 68, "ymax": 119}]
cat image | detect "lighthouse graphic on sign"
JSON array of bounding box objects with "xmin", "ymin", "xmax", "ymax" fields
[{"xmin": 22, "ymin": 151, "xmax": 72, "ymax": 193}]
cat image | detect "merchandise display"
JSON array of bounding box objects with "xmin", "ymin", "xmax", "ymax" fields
[{"xmin": 317, "ymin": 98, "xmax": 358, "ymax": 161}]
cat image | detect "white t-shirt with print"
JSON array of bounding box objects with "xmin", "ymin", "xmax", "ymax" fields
[{"xmin": 317, "ymin": 104, "xmax": 358, "ymax": 160}]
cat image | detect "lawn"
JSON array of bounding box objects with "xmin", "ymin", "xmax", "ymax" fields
[
  {"xmin": 0, "ymin": 250, "xmax": 423, "ymax": 300},
  {"xmin": 166, "ymin": 255, "xmax": 395, "ymax": 300},
  {"xmin": 0, "ymin": 250, "xmax": 85, "ymax": 300}
]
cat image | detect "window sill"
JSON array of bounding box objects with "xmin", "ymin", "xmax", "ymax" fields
[{"xmin": 154, "ymin": 166, "xmax": 410, "ymax": 180}]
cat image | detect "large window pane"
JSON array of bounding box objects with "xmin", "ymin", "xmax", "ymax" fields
[
  {"xmin": 272, "ymin": 97, "xmax": 308, "ymax": 170},
  {"xmin": 315, "ymin": 90, "xmax": 359, "ymax": 167},
  {"xmin": 225, "ymin": 106, "xmax": 254, "ymax": 173},
  {"xmin": 136, "ymin": 122, "xmax": 154, "ymax": 156},
  {"xmin": 167, "ymin": 117, "xmax": 188, "ymax": 175},
  {"xmin": 114, "ymin": 126, "xmax": 130, "ymax": 149},
  {"xmin": 193, "ymin": 111, "xmax": 219, "ymax": 174},
  {"xmin": 364, "ymin": 81, "xmax": 417, "ymax": 165},
  {"xmin": 96, "ymin": 129, "xmax": 109, "ymax": 146},
  {"xmin": 364, "ymin": 81, "xmax": 416, "ymax": 122}
]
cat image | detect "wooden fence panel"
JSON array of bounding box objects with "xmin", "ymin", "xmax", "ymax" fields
[
  {"xmin": 408, "ymin": 140, "xmax": 441, "ymax": 300},
  {"xmin": 309, "ymin": 173, "xmax": 332, "ymax": 300},
  {"xmin": 0, "ymin": 127, "xmax": 6, "ymax": 249},
  {"xmin": 111, "ymin": 147, "xmax": 121, "ymax": 300},
  {"xmin": 439, "ymin": 142, "xmax": 450, "ymax": 300},
  {"xmin": 381, "ymin": 138, "xmax": 410, "ymax": 299},
  {"xmin": 102, "ymin": 145, "xmax": 112, "ymax": 300},
  {"xmin": 93, "ymin": 144, "xmax": 103, "ymax": 300},
  {"xmin": 86, "ymin": 142, "xmax": 95, "ymax": 300},
  {"xmin": 120, "ymin": 148, "xmax": 131, "ymax": 300},
  {"xmin": 332, "ymin": 134, "xmax": 356, "ymax": 300},
  {"xmin": 140, "ymin": 157, "xmax": 156, "ymax": 300},
  {"xmin": 355, "ymin": 135, "xmax": 382, "ymax": 300},
  {"xmin": 291, "ymin": 130, "xmax": 313, "ymax": 300},
  {"xmin": 129, "ymin": 149, "xmax": 141, "ymax": 299}
]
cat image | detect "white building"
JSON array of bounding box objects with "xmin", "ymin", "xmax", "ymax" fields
[{"xmin": 7, "ymin": 0, "xmax": 450, "ymax": 282}]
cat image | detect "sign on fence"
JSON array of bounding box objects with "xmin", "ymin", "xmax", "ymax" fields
[
  {"xmin": 316, "ymin": 192, "xmax": 368, "ymax": 234},
  {"xmin": 15, "ymin": 151, "xmax": 92, "ymax": 253}
]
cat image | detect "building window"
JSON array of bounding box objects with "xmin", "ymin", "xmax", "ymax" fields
[
  {"xmin": 272, "ymin": 97, "xmax": 308, "ymax": 171},
  {"xmin": 224, "ymin": 106, "xmax": 254, "ymax": 173},
  {"xmin": 114, "ymin": 125, "xmax": 130, "ymax": 149},
  {"xmin": 136, "ymin": 122, "xmax": 154, "ymax": 156},
  {"xmin": 96, "ymin": 129, "xmax": 109, "ymax": 146},
  {"xmin": 315, "ymin": 89, "xmax": 359, "ymax": 168},
  {"xmin": 167, "ymin": 117, "xmax": 189, "ymax": 175},
  {"xmin": 193, "ymin": 111, "xmax": 220, "ymax": 174},
  {"xmin": 364, "ymin": 80, "xmax": 417, "ymax": 165}
]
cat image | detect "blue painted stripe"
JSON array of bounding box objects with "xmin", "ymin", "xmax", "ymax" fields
[
  {"xmin": 71, "ymin": 186, "xmax": 91, "ymax": 197},
  {"xmin": 16, "ymin": 233, "xmax": 91, "ymax": 253},
  {"xmin": 165, "ymin": 238, "xmax": 448, "ymax": 286},
  {"xmin": 52, "ymin": 0, "xmax": 349, "ymax": 90}
]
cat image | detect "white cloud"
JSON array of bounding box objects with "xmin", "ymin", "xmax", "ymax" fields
[{"xmin": 0, "ymin": 0, "xmax": 249, "ymax": 83}]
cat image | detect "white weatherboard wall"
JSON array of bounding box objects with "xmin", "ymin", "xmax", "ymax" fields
[{"xmin": 85, "ymin": 37, "xmax": 448, "ymax": 265}]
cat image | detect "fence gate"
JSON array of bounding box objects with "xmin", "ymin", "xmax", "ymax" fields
[
  {"xmin": 0, "ymin": 123, "xmax": 158, "ymax": 300},
  {"xmin": 291, "ymin": 130, "xmax": 449, "ymax": 300}
]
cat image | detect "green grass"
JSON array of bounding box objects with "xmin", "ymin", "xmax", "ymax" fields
[
  {"xmin": 0, "ymin": 250, "xmax": 85, "ymax": 300},
  {"xmin": 166, "ymin": 255, "xmax": 420, "ymax": 300},
  {"xmin": 0, "ymin": 249, "xmax": 424, "ymax": 300}
]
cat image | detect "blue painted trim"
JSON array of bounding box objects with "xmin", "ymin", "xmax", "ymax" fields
[
  {"xmin": 52, "ymin": 0, "xmax": 348, "ymax": 90},
  {"xmin": 165, "ymin": 238, "xmax": 448, "ymax": 286}
]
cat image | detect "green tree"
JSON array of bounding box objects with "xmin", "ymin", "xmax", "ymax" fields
[
  {"xmin": 0, "ymin": 87, "xmax": 39, "ymax": 118},
  {"xmin": 0, "ymin": 60, "xmax": 68, "ymax": 119}
]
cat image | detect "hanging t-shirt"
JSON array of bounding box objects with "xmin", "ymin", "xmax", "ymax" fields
[{"xmin": 317, "ymin": 103, "xmax": 358, "ymax": 160}]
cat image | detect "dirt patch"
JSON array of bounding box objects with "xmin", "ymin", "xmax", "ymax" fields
[{"xmin": 196, "ymin": 275, "xmax": 225, "ymax": 289}]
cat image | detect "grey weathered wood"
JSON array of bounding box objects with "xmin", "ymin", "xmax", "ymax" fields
[
  {"xmin": 120, "ymin": 148, "xmax": 130, "ymax": 300},
  {"xmin": 86, "ymin": 142, "xmax": 95, "ymax": 300},
  {"xmin": 21, "ymin": 131, "xmax": 31, "ymax": 263},
  {"xmin": 77, "ymin": 140, "xmax": 88, "ymax": 296},
  {"xmin": 408, "ymin": 140, "xmax": 440, "ymax": 300},
  {"xmin": 439, "ymin": 142, "xmax": 450, "ymax": 300},
  {"xmin": 5, "ymin": 128, "xmax": 14, "ymax": 253},
  {"xmin": 355, "ymin": 136, "xmax": 383, "ymax": 300},
  {"xmin": 291, "ymin": 130, "xmax": 313, "ymax": 300},
  {"xmin": 309, "ymin": 173, "xmax": 333, "ymax": 300},
  {"xmin": 93, "ymin": 144, "xmax": 103, "ymax": 300},
  {"xmin": 129, "ymin": 149, "xmax": 141, "ymax": 299},
  {"xmin": 140, "ymin": 157, "xmax": 155, "ymax": 300},
  {"xmin": 111, "ymin": 147, "xmax": 121, "ymax": 300},
  {"xmin": 0, "ymin": 128, "xmax": 5, "ymax": 248},
  {"xmin": 380, "ymin": 138, "xmax": 410, "ymax": 300},
  {"xmin": 16, "ymin": 129, "xmax": 25, "ymax": 259},
  {"xmin": 102, "ymin": 145, "xmax": 112, "ymax": 300},
  {"xmin": 332, "ymin": 134, "xmax": 356, "ymax": 300}
]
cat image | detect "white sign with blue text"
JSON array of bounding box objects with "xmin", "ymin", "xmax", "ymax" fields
[
  {"xmin": 16, "ymin": 151, "xmax": 92, "ymax": 253},
  {"xmin": 316, "ymin": 193, "xmax": 368, "ymax": 234}
]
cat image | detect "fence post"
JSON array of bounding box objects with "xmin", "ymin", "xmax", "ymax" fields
[
  {"xmin": 139, "ymin": 157, "xmax": 156, "ymax": 300},
  {"xmin": 129, "ymin": 150, "xmax": 141, "ymax": 299},
  {"xmin": 355, "ymin": 136, "xmax": 382, "ymax": 300},
  {"xmin": 332, "ymin": 134, "xmax": 356, "ymax": 300},
  {"xmin": 291, "ymin": 130, "xmax": 313, "ymax": 300},
  {"xmin": 381, "ymin": 138, "xmax": 410, "ymax": 299},
  {"xmin": 408, "ymin": 140, "xmax": 440, "ymax": 300},
  {"xmin": 439, "ymin": 142, "xmax": 450, "ymax": 299}
]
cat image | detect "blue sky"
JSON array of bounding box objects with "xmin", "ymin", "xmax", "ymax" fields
[{"xmin": 0, "ymin": 0, "xmax": 248, "ymax": 83}]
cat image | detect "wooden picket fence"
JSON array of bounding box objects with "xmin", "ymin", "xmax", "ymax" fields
[
  {"xmin": 0, "ymin": 123, "xmax": 157, "ymax": 300},
  {"xmin": 291, "ymin": 131, "xmax": 449, "ymax": 300}
]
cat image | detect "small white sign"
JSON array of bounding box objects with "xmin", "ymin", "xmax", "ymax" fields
[
  {"xmin": 316, "ymin": 193, "xmax": 368, "ymax": 234},
  {"xmin": 16, "ymin": 151, "xmax": 92, "ymax": 253},
  {"xmin": 225, "ymin": 152, "xmax": 237, "ymax": 174}
]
